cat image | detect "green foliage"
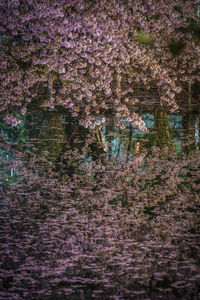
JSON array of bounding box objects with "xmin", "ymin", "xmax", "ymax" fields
[
  {"xmin": 136, "ymin": 31, "xmax": 154, "ymax": 45},
  {"xmin": 173, "ymin": 6, "xmax": 182, "ymax": 14},
  {"xmin": 151, "ymin": 13, "xmax": 162, "ymax": 21},
  {"xmin": 2, "ymin": 177, "xmax": 20, "ymax": 185},
  {"xmin": 168, "ymin": 40, "xmax": 185, "ymax": 56}
]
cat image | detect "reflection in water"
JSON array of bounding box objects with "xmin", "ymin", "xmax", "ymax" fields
[
  {"xmin": 12, "ymin": 109, "xmax": 199, "ymax": 166},
  {"xmin": 182, "ymin": 113, "xmax": 198, "ymax": 153},
  {"xmin": 37, "ymin": 112, "xmax": 66, "ymax": 162},
  {"xmin": 195, "ymin": 116, "xmax": 199, "ymax": 147},
  {"xmin": 0, "ymin": 108, "xmax": 200, "ymax": 299}
]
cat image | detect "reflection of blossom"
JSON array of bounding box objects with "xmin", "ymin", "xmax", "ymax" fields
[
  {"xmin": 4, "ymin": 115, "xmax": 21, "ymax": 126},
  {"xmin": 21, "ymin": 107, "xmax": 27, "ymax": 115},
  {"xmin": 0, "ymin": 129, "xmax": 199, "ymax": 298}
]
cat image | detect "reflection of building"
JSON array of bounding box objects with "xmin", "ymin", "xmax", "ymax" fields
[
  {"xmin": 133, "ymin": 141, "xmax": 140, "ymax": 154},
  {"xmin": 197, "ymin": 1, "xmax": 200, "ymax": 18},
  {"xmin": 94, "ymin": 128, "xmax": 107, "ymax": 153},
  {"xmin": 182, "ymin": 113, "xmax": 199, "ymax": 152},
  {"xmin": 102, "ymin": 111, "xmax": 200, "ymax": 155}
]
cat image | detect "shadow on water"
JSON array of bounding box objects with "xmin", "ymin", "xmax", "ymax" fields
[{"xmin": 0, "ymin": 107, "xmax": 200, "ymax": 299}]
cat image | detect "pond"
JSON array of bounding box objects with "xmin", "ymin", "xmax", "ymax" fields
[{"xmin": 0, "ymin": 108, "xmax": 200, "ymax": 299}]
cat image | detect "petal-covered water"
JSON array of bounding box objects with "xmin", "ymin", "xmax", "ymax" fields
[{"xmin": 0, "ymin": 110, "xmax": 200, "ymax": 299}]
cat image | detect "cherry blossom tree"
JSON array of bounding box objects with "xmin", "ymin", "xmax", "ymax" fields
[{"xmin": 0, "ymin": 0, "xmax": 199, "ymax": 127}]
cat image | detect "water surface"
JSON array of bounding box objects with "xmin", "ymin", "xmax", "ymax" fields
[{"xmin": 0, "ymin": 108, "xmax": 200, "ymax": 299}]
